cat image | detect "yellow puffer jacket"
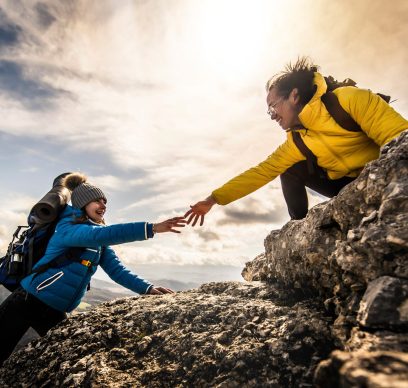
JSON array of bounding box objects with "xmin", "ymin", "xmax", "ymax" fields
[{"xmin": 212, "ymin": 72, "xmax": 408, "ymax": 205}]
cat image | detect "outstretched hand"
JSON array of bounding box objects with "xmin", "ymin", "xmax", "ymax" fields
[
  {"xmin": 148, "ymin": 286, "xmax": 175, "ymax": 295},
  {"xmin": 154, "ymin": 217, "xmax": 187, "ymax": 234},
  {"xmin": 184, "ymin": 196, "xmax": 216, "ymax": 226}
]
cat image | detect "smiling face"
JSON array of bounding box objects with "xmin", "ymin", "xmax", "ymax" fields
[
  {"xmin": 84, "ymin": 198, "xmax": 107, "ymax": 224},
  {"xmin": 266, "ymin": 87, "xmax": 303, "ymax": 130}
]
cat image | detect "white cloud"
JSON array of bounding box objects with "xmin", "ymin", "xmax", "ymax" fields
[{"xmin": 0, "ymin": 193, "xmax": 38, "ymax": 255}]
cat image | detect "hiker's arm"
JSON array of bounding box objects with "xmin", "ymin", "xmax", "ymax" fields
[
  {"xmin": 57, "ymin": 222, "xmax": 154, "ymax": 248},
  {"xmin": 99, "ymin": 246, "xmax": 153, "ymax": 294},
  {"xmin": 185, "ymin": 141, "xmax": 302, "ymax": 226},
  {"xmin": 210, "ymin": 140, "xmax": 303, "ymax": 206}
]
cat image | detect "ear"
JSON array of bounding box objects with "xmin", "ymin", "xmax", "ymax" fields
[{"xmin": 290, "ymin": 88, "xmax": 300, "ymax": 105}]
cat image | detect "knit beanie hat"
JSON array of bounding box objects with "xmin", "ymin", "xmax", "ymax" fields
[{"xmin": 63, "ymin": 172, "xmax": 107, "ymax": 209}]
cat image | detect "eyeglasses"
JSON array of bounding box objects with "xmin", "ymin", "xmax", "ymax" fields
[{"xmin": 267, "ymin": 97, "xmax": 284, "ymax": 118}]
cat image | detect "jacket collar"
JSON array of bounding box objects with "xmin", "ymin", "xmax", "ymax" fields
[
  {"xmin": 60, "ymin": 205, "xmax": 104, "ymax": 226},
  {"xmin": 298, "ymin": 72, "xmax": 327, "ymax": 129}
]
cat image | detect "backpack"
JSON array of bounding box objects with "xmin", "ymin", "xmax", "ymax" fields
[
  {"xmin": 0, "ymin": 173, "xmax": 72, "ymax": 292},
  {"xmin": 291, "ymin": 76, "xmax": 391, "ymax": 175}
]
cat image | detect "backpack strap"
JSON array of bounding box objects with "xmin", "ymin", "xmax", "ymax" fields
[
  {"xmin": 291, "ymin": 130, "xmax": 318, "ymax": 175},
  {"xmin": 321, "ymin": 92, "xmax": 362, "ymax": 132},
  {"xmin": 290, "ymin": 91, "xmax": 361, "ymax": 177},
  {"xmin": 31, "ymin": 247, "xmax": 87, "ymax": 278},
  {"xmin": 27, "ymin": 236, "xmax": 34, "ymax": 276}
]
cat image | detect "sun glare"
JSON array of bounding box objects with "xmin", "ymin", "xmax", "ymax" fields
[{"xmin": 193, "ymin": 0, "xmax": 274, "ymax": 83}]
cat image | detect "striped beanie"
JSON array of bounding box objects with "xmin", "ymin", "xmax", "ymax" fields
[{"xmin": 63, "ymin": 172, "xmax": 107, "ymax": 209}]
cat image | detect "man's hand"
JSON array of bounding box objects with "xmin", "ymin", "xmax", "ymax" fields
[
  {"xmin": 184, "ymin": 196, "xmax": 216, "ymax": 226},
  {"xmin": 153, "ymin": 217, "xmax": 187, "ymax": 234},
  {"xmin": 148, "ymin": 286, "xmax": 175, "ymax": 295}
]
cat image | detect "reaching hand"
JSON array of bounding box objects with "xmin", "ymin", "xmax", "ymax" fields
[
  {"xmin": 184, "ymin": 196, "xmax": 216, "ymax": 226},
  {"xmin": 153, "ymin": 217, "xmax": 187, "ymax": 234},
  {"xmin": 148, "ymin": 286, "xmax": 175, "ymax": 295}
]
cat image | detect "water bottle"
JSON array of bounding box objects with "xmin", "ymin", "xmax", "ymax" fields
[{"xmin": 8, "ymin": 243, "xmax": 24, "ymax": 276}]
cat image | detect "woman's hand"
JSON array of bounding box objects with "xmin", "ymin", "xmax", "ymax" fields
[
  {"xmin": 153, "ymin": 216, "xmax": 187, "ymax": 234},
  {"xmin": 148, "ymin": 286, "xmax": 175, "ymax": 295},
  {"xmin": 184, "ymin": 195, "xmax": 217, "ymax": 226}
]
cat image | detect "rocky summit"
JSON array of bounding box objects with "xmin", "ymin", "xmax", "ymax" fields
[
  {"xmin": 243, "ymin": 131, "xmax": 408, "ymax": 387},
  {"xmin": 0, "ymin": 131, "xmax": 407, "ymax": 387},
  {"xmin": 1, "ymin": 282, "xmax": 333, "ymax": 387}
]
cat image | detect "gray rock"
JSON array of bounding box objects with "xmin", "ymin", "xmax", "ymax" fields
[
  {"xmin": 314, "ymin": 350, "xmax": 408, "ymax": 388},
  {"xmin": 358, "ymin": 276, "xmax": 408, "ymax": 329},
  {"xmin": 242, "ymin": 132, "xmax": 408, "ymax": 384},
  {"xmin": 242, "ymin": 131, "xmax": 408, "ymax": 343}
]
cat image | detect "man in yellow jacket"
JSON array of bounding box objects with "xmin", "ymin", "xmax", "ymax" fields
[{"xmin": 185, "ymin": 58, "xmax": 408, "ymax": 224}]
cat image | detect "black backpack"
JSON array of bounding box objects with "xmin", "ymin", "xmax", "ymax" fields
[
  {"xmin": 291, "ymin": 76, "xmax": 391, "ymax": 175},
  {"xmin": 0, "ymin": 173, "xmax": 72, "ymax": 292}
]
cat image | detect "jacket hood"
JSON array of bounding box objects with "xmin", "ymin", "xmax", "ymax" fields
[
  {"xmin": 59, "ymin": 204, "xmax": 106, "ymax": 227},
  {"xmin": 60, "ymin": 204, "xmax": 85, "ymax": 220},
  {"xmin": 298, "ymin": 72, "xmax": 327, "ymax": 128}
]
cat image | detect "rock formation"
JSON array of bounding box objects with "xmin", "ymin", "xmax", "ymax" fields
[
  {"xmin": 243, "ymin": 131, "xmax": 408, "ymax": 386},
  {"xmin": 0, "ymin": 131, "xmax": 407, "ymax": 387}
]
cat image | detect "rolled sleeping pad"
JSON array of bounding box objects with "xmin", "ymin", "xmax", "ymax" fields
[{"xmin": 29, "ymin": 172, "xmax": 72, "ymax": 224}]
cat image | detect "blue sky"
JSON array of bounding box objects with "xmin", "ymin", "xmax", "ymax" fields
[{"xmin": 0, "ymin": 0, "xmax": 407, "ymax": 286}]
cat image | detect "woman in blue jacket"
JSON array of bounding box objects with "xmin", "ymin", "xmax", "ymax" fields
[{"xmin": 0, "ymin": 172, "xmax": 186, "ymax": 365}]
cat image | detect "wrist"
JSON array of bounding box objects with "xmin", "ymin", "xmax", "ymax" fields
[
  {"xmin": 206, "ymin": 195, "xmax": 217, "ymax": 206},
  {"xmin": 147, "ymin": 223, "xmax": 155, "ymax": 238},
  {"xmin": 146, "ymin": 284, "xmax": 154, "ymax": 294}
]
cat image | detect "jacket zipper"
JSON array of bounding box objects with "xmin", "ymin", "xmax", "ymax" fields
[{"xmin": 36, "ymin": 271, "xmax": 64, "ymax": 292}]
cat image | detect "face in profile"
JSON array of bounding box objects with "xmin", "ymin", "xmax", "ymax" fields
[
  {"xmin": 266, "ymin": 87, "xmax": 302, "ymax": 130},
  {"xmin": 85, "ymin": 198, "xmax": 106, "ymax": 223}
]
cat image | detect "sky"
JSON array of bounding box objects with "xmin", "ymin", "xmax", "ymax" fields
[{"xmin": 0, "ymin": 0, "xmax": 407, "ymax": 286}]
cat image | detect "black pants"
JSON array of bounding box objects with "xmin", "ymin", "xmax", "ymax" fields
[
  {"xmin": 0, "ymin": 286, "xmax": 66, "ymax": 366},
  {"xmin": 280, "ymin": 161, "xmax": 355, "ymax": 220}
]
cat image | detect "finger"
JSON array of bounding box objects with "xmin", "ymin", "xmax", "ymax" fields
[
  {"xmin": 200, "ymin": 215, "xmax": 204, "ymax": 226},
  {"xmin": 169, "ymin": 228, "xmax": 181, "ymax": 233},
  {"xmin": 192, "ymin": 214, "xmax": 199, "ymax": 227},
  {"xmin": 158, "ymin": 287, "xmax": 174, "ymax": 294},
  {"xmin": 172, "ymin": 223, "xmax": 185, "ymax": 227},
  {"xmin": 174, "ymin": 218, "xmax": 187, "ymax": 223},
  {"xmin": 187, "ymin": 213, "xmax": 196, "ymax": 225},
  {"xmin": 184, "ymin": 209, "xmax": 193, "ymax": 218}
]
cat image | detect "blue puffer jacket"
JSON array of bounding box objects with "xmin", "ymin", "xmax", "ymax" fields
[{"xmin": 21, "ymin": 206, "xmax": 154, "ymax": 312}]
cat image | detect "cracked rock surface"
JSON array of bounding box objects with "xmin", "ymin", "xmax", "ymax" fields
[
  {"xmin": 0, "ymin": 282, "xmax": 333, "ymax": 387},
  {"xmin": 243, "ymin": 131, "xmax": 408, "ymax": 385}
]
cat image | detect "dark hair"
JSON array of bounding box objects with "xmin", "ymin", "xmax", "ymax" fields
[
  {"xmin": 72, "ymin": 212, "xmax": 105, "ymax": 225},
  {"xmin": 266, "ymin": 57, "xmax": 319, "ymax": 105}
]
